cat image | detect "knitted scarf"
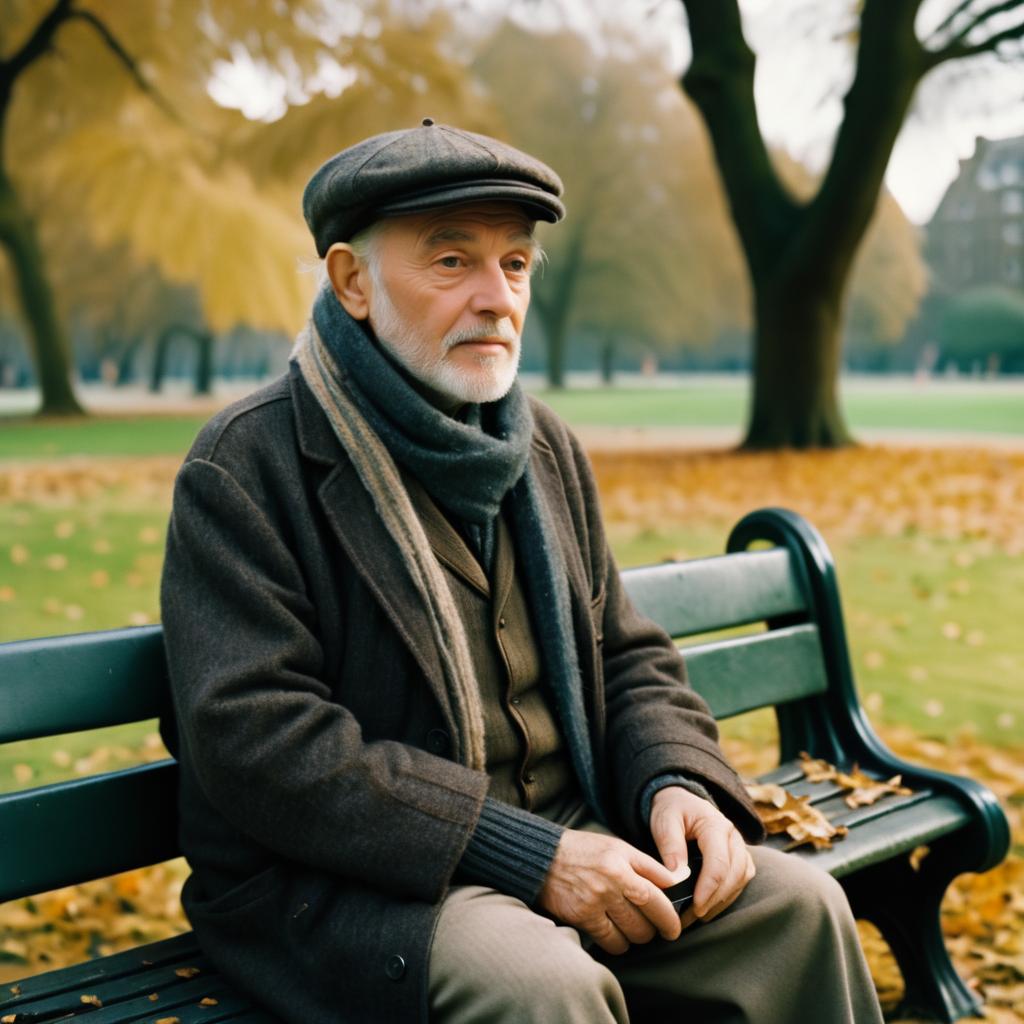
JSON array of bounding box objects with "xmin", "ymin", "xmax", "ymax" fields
[{"xmin": 291, "ymin": 287, "xmax": 601, "ymax": 816}]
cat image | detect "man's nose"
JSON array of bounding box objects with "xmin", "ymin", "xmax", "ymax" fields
[{"xmin": 468, "ymin": 262, "xmax": 518, "ymax": 320}]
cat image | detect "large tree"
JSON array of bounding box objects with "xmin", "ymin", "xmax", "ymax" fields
[
  {"xmin": 680, "ymin": 0, "xmax": 1024, "ymax": 448},
  {"xmin": 1, "ymin": 1, "xmax": 482, "ymax": 416}
]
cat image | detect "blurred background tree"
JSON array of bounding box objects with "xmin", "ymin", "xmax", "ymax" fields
[
  {"xmin": 0, "ymin": 0, "xmax": 485, "ymax": 416},
  {"xmin": 681, "ymin": 0, "xmax": 1024, "ymax": 448}
]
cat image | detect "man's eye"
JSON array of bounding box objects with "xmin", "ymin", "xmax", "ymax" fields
[
  {"xmin": 506, "ymin": 258, "xmax": 528, "ymax": 273},
  {"xmin": 438, "ymin": 256, "xmax": 461, "ymax": 269}
]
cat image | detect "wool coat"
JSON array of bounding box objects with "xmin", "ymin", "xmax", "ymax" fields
[{"xmin": 159, "ymin": 364, "xmax": 764, "ymax": 1024}]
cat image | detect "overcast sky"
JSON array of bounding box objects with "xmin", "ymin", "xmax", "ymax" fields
[{"xmin": 210, "ymin": 0, "xmax": 1024, "ymax": 225}]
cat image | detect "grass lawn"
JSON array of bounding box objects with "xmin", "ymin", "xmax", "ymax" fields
[
  {"xmin": 611, "ymin": 525, "xmax": 1024, "ymax": 748},
  {"xmin": 1, "ymin": 377, "xmax": 1023, "ymax": 460},
  {"xmin": 0, "ymin": 416, "xmax": 207, "ymax": 459},
  {"xmin": 535, "ymin": 380, "xmax": 1024, "ymax": 434}
]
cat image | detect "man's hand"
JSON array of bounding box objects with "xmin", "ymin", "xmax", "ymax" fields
[
  {"xmin": 649, "ymin": 785, "xmax": 755, "ymax": 929},
  {"xmin": 537, "ymin": 829, "xmax": 682, "ymax": 955}
]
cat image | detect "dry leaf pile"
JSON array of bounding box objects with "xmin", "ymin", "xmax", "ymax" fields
[
  {"xmin": 0, "ymin": 457, "xmax": 179, "ymax": 506},
  {"xmin": 590, "ymin": 445, "xmax": 1024, "ymax": 552}
]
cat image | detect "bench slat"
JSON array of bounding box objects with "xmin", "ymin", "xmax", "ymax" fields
[
  {"xmin": 683, "ymin": 623, "xmax": 828, "ymax": 719},
  {"xmin": 0, "ymin": 933, "xmax": 202, "ymax": 1008},
  {"xmin": 0, "ymin": 626, "xmax": 167, "ymax": 743},
  {"xmin": 0, "ymin": 761, "xmax": 179, "ymax": 902},
  {"xmin": 622, "ymin": 548, "xmax": 806, "ymax": 638},
  {"xmin": 765, "ymin": 793, "xmax": 969, "ymax": 878}
]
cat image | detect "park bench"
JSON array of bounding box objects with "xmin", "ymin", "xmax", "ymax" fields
[{"xmin": 0, "ymin": 507, "xmax": 1010, "ymax": 1023}]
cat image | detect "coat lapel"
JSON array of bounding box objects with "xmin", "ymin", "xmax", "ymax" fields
[{"xmin": 290, "ymin": 367, "xmax": 455, "ymax": 728}]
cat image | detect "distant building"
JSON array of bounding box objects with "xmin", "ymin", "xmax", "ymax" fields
[{"xmin": 926, "ymin": 134, "xmax": 1024, "ymax": 293}]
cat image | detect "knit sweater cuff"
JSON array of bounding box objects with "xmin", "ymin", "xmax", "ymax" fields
[
  {"xmin": 640, "ymin": 774, "xmax": 717, "ymax": 826},
  {"xmin": 457, "ymin": 797, "xmax": 564, "ymax": 905}
]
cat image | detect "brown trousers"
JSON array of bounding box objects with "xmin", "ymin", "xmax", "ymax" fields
[{"xmin": 428, "ymin": 845, "xmax": 884, "ymax": 1024}]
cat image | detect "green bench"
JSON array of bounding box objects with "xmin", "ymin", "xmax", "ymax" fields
[{"xmin": 0, "ymin": 507, "xmax": 1009, "ymax": 1023}]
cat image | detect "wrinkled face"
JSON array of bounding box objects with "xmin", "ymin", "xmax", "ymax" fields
[{"xmin": 363, "ymin": 202, "xmax": 538, "ymax": 407}]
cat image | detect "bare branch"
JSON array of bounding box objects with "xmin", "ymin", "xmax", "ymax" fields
[
  {"xmin": 942, "ymin": 0, "xmax": 1024, "ymax": 50},
  {"xmin": 65, "ymin": 8, "xmax": 184, "ymax": 125},
  {"xmin": 926, "ymin": 9, "xmax": 1024, "ymax": 68},
  {"xmin": 927, "ymin": 0, "xmax": 980, "ymax": 42},
  {"xmin": 1, "ymin": 0, "xmax": 74, "ymax": 86}
]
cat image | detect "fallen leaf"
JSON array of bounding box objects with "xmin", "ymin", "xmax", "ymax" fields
[
  {"xmin": 8, "ymin": 985, "xmax": 20, "ymax": 996},
  {"xmin": 154, "ymin": 1018, "xmax": 181, "ymax": 1024},
  {"xmin": 798, "ymin": 752, "xmax": 836, "ymax": 783},
  {"xmin": 198, "ymin": 996, "xmax": 219, "ymax": 1006},
  {"xmin": 80, "ymin": 993, "xmax": 102, "ymax": 1007},
  {"xmin": 744, "ymin": 783, "xmax": 788, "ymax": 808},
  {"xmin": 175, "ymin": 966, "xmax": 201, "ymax": 979}
]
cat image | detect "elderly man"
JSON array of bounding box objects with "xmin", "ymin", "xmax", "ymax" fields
[{"xmin": 160, "ymin": 121, "xmax": 883, "ymax": 1024}]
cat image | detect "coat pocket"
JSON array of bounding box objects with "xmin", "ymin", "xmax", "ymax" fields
[{"xmin": 191, "ymin": 863, "xmax": 284, "ymax": 917}]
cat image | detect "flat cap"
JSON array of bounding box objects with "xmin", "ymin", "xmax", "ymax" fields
[{"xmin": 303, "ymin": 119, "xmax": 565, "ymax": 256}]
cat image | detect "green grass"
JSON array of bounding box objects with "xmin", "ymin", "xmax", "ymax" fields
[
  {"xmin": 610, "ymin": 524, "xmax": 1024, "ymax": 746},
  {"xmin": 0, "ymin": 416, "xmax": 206, "ymax": 459},
  {"xmin": 2, "ymin": 379, "xmax": 1023, "ymax": 462},
  {"xmin": 534, "ymin": 382, "xmax": 1024, "ymax": 434}
]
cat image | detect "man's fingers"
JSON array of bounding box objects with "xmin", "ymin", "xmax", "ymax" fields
[
  {"xmin": 693, "ymin": 827, "xmax": 734, "ymax": 916},
  {"xmin": 697, "ymin": 834, "xmax": 755, "ymax": 922},
  {"xmin": 649, "ymin": 802, "xmax": 689, "ymax": 876},
  {"xmin": 587, "ymin": 913, "xmax": 631, "ymax": 956},
  {"xmin": 621, "ymin": 878, "xmax": 681, "ymax": 943},
  {"xmin": 629, "ymin": 848, "xmax": 678, "ymax": 890}
]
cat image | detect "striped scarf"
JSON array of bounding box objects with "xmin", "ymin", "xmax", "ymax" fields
[{"xmin": 291, "ymin": 288, "xmax": 602, "ymax": 815}]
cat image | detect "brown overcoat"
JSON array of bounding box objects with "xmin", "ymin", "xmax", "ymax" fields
[{"xmin": 159, "ymin": 365, "xmax": 763, "ymax": 1024}]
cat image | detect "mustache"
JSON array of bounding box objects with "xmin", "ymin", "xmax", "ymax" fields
[{"xmin": 442, "ymin": 320, "xmax": 519, "ymax": 351}]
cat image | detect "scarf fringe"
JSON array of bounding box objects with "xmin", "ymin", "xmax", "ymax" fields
[{"xmin": 294, "ymin": 322, "xmax": 487, "ymax": 771}]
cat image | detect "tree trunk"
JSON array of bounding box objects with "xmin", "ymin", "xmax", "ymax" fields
[
  {"xmin": 150, "ymin": 326, "xmax": 174, "ymax": 393},
  {"xmin": 681, "ymin": 0, "xmax": 929, "ymax": 450},
  {"xmin": 194, "ymin": 330, "xmax": 214, "ymax": 395},
  {"xmin": 0, "ymin": 168, "xmax": 83, "ymax": 415},
  {"xmin": 745, "ymin": 286, "xmax": 852, "ymax": 449},
  {"xmin": 600, "ymin": 338, "xmax": 615, "ymax": 384}
]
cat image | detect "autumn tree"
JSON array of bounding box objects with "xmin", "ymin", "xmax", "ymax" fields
[
  {"xmin": 680, "ymin": 0, "xmax": 1024, "ymax": 448},
  {"xmin": 474, "ymin": 17, "xmax": 747, "ymax": 388},
  {"xmin": 1, "ymin": 1, "xmax": 485, "ymax": 416}
]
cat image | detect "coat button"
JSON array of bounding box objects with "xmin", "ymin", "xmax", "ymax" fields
[
  {"xmin": 426, "ymin": 728, "xmax": 451, "ymax": 755},
  {"xmin": 386, "ymin": 954, "xmax": 406, "ymax": 980}
]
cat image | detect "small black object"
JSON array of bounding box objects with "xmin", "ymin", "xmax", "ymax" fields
[{"xmin": 664, "ymin": 843, "xmax": 702, "ymax": 914}]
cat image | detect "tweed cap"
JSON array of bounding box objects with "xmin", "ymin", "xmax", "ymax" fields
[{"xmin": 303, "ymin": 119, "xmax": 565, "ymax": 255}]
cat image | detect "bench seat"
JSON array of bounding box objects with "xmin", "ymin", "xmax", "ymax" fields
[{"xmin": 0, "ymin": 508, "xmax": 1010, "ymax": 1023}]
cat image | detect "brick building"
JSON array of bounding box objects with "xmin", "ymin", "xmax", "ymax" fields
[{"xmin": 926, "ymin": 134, "xmax": 1024, "ymax": 293}]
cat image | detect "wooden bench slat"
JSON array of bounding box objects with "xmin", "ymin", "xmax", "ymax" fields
[
  {"xmin": 0, "ymin": 934, "xmax": 202, "ymax": 1008},
  {"xmin": 765, "ymin": 794, "xmax": 969, "ymax": 878},
  {"xmin": 683, "ymin": 623, "xmax": 828, "ymax": 719},
  {"xmin": 622, "ymin": 548, "xmax": 806, "ymax": 638},
  {"xmin": 0, "ymin": 762, "xmax": 179, "ymax": 903},
  {"xmin": 0, "ymin": 626, "xmax": 167, "ymax": 743}
]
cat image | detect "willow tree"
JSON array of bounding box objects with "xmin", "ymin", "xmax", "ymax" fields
[{"xmin": 681, "ymin": 0, "xmax": 1024, "ymax": 448}]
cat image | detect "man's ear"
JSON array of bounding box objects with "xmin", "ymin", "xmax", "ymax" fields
[{"xmin": 325, "ymin": 243, "xmax": 371, "ymax": 321}]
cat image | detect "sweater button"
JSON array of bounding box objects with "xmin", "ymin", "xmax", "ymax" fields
[
  {"xmin": 498, "ymin": 616, "xmax": 507, "ymax": 629},
  {"xmin": 426, "ymin": 729, "xmax": 451, "ymax": 755},
  {"xmin": 385, "ymin": 954, "xmax": 406, "ymax": 980},
  {"xmin": 524, "ymin": 772, "xmax": 536, "ymax": 784}
]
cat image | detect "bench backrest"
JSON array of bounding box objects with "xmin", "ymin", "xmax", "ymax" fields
[{"xmin": 0, "ymin": 507, "xmax": 861, "ymax": 902}]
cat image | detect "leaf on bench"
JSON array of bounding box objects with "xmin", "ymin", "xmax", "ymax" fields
[
  {"xmin": 743, "ymin": 784, "xmax": 848, "ymax": 850},
  {"xmin": 798, "ymin": 752, "xmax": 912, "ymax": 807}
]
